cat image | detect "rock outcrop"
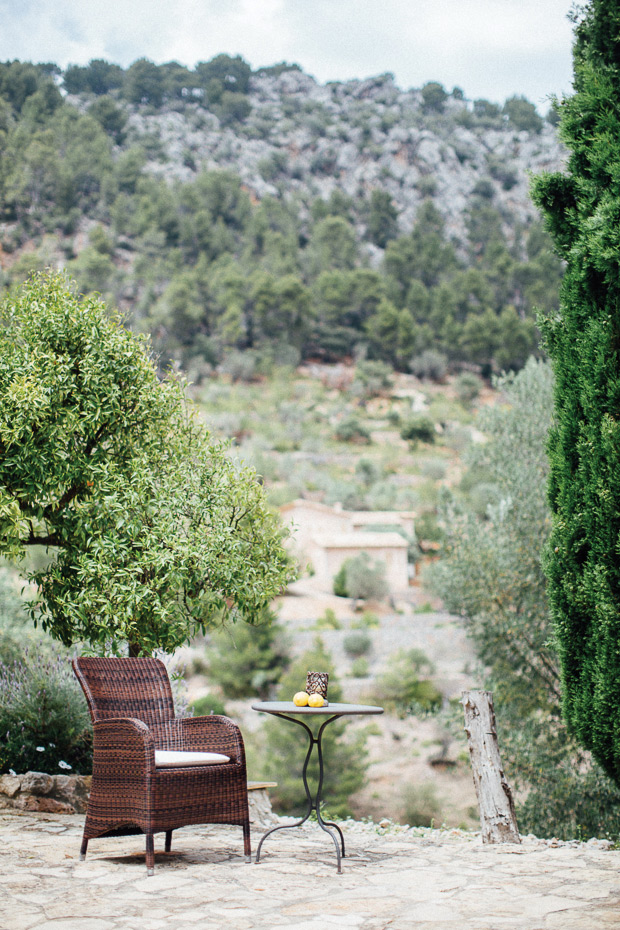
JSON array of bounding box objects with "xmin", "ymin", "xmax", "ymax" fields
[{"xmin": 122, "ymin": 69, "xmax": 565, "ymax": 250}]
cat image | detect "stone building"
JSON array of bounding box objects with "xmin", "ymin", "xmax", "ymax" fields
[{"xmin": 280, "ymin": 500, "xmax": 414, "ymax": 594}]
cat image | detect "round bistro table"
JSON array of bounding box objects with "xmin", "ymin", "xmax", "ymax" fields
[{"xmin": 251, "ymin": 701, "xmax": 384, "ymax": 872}]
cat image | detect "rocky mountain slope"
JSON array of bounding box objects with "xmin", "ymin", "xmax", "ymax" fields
[{"xmin": 121, "ymin": 67, "xmax": 565, "ymax": 253}]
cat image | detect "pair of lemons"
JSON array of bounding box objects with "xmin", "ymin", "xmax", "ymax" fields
[{"xmin": 293, "ymin": 690, "xmax": 325, "ymax": 707}]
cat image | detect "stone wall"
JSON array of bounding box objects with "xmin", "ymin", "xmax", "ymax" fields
[
  {"xmin": 0, "ymin": 772, "xmax": 277, "ymax": 823},
  {"xmin": 0, "ymin": 772, "xmax": 91, "ymax": 814}
]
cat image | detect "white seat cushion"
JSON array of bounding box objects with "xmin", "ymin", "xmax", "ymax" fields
[{"xmin": 155, "ymin": 750, "xmax": 230, "ymax": 767}]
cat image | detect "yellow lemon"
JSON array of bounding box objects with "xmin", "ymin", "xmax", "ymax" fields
[
  {"xmin": 293, "ymin": 691, "xmax": 309, "ymax": 706},
  {"xmin": 308, "ymin": 692, "xmax": 325, "ymax": 707}
]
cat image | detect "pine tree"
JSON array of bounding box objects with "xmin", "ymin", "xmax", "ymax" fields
[{"xmin": 531, "ymin": 0, "xmax": 620, "ymax": 782}]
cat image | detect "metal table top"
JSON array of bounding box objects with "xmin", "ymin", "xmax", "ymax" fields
[{"xmin": 251, "ymin": 701, "xmax": 384, "ymax": 716}]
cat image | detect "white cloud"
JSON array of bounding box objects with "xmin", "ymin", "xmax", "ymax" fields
[{"xmin": 0, "ymin": 0, "xmax": 574, "ymax": 105}]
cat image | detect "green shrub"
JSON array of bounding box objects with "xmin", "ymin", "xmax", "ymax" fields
[
  {"xmin": 333, "ymin": 414, "xmax": 371, "ymax": 444},
  {"xmin": 420, "ymin": 459, "xmax": 447, "ymax": 481},
  {"xmin": 409, "ymin": 350, "xmax": 447, "ymax": 382},
  {"xmin": 472, "ymin": 179, "xmax": 495, "ymax": 200},
  {"xmin": 350, "ymin": 657, "xmax": 370, "ymax": 677},
  {"xmin": 467, "ymin": 481, "xmax": 502, "ymax": 519},
  {"xmin": 352, "ymin": 610, "xmax": 380, "ymax": 629},
  {"xmin": 190, "ymin": 693, "xmax": 227, "ymax": 717},
  {"xmin": 343, "ymin": 631, "xmax": 372, "ymax": 658},
  {"xmin": 351, "ymin": 360, "xmax": 393, "ymax": 399},
  {"xmin": 415, "ymin": 510, "xmax": 443, "ymax": 543},
  {"xmin": 400, "ymin": 414, "xmax": 435, "ymax": 446},
  {"xmin": 502, "ymin": 95, "xmax": 543, "ymax": 133},
  {"xmin": 333, "ymin": 563, "xmax": 349, "ymax": 598},
  {"xmin": 402, "ymin": 781, "xmax": 442, "ymax": 827},
  {"xmin": 205, "ymin": 610, "xmax": 290, "ymax": 699},
  {"xmin": 454, "ymin": 371, "xmax": 482, "ymax": 406},
  {"xmin": 0, "ymin": 651, "xmax": 92, "ymax": 775},
  {"xmin": 219, "ymin": 350, "xmax": 258, "ymax": 383},
  {"xmin": 333, "ymin": 553, "xmax": 388, "ymax": 601},
  {"xmin": 314, "ymin": 608, "xmax": 342, "ymax": 630},
  {"xmin": 371, "ymin": 648, "xmax": 441, "ymax": 717},
  {"xmin": 416, "ymin": 176, "xmax": 437, "ymax": 197}
]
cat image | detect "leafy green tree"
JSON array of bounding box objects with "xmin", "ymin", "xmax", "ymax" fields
[
  {"xmin": 366, "ymin": 189, "xmax": 399, "ymax": 248},
  {"xmin": 20, "ymin": 81, "xmax": 63, "ymax": 124},
  {"xmin": 503, "ymin": 95, "xmax": 543, "ymax": 133},
  {"xmin": 384, "ymin": 202, "xmax": 458, "ymax": 297},
  {"xmin": 421, "ymin": 81, "xmax": 448, "ymax": 112},
  {"xmin": 218, "ymin": 91, "xmax": 252, "ymax": 126},
  {"xmin": 307, "ymin": 215, "xmax": 357, "ymax": 275},
  {"xmin": 431, "ymin": 359, "xmax": 620, "ymax": 839},
  {"xmin": 494, "ymin": 306, "xmax": 538, "ymax": 372},
  {"xmin": 259, "ymin": 638, "xmax": 368, "ymax": 817},
  {"xmin": 365, "ymin": 299, "xmax": 417, "ymax": 369},
  {"xmin": 0, "ymin": 273, "xmax": 294, "ymax": 656},
  {"xmin": 531, "ymin": 0, "xmax": 620, "ymax": 785},
  {"xmin": 63, "ymin": 59, "xmax": 124, "ymax": 96},
  {"xmin": 123, "ymin": 58, "xmax": 165, "ymax": 107},
  {"xmin": 159, "ymin": 61, "xmax": 198, "ymax": 101},
  {"xmin": 473, "ymin": 98, "xmax": 502, "ymax": 124},
  {"xmin": 195, "ymin": 55, "xmax": 251, "ymax": 96},
  {"xmin": 69, "ymin": 243, "xmax": 116, "ymax": 296},
  {"xmin": 311, "ymin": 189, "xmax": 355, "ymax": 224},
  {"xmin": 88, "ymin": 96, "xmax": 127, "ymax": 142},
  {"xmin": 0, "ymin": 61, "xmax": 47, "ymax": 113},
  {"xmin": 459, "ymin": 308, "xmax": 501, "ymax": 366}
]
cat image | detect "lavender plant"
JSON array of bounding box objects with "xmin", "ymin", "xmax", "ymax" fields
[{"xmin": 0, "ymin": 651, "xmax": 92, "ymax": 775}]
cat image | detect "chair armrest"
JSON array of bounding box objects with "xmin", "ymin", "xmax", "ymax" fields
[
  {"xmin": 92, "ymin": 717, "xmax": 155, "ymax": 776},
  {"xmin": 151, "ymin": 716, "xmax": 246, "ymax": 765}
]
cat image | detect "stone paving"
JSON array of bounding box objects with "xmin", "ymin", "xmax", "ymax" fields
[{"xmin": 1, "ymin": 811, "xmax": 619, "ymax": 930}]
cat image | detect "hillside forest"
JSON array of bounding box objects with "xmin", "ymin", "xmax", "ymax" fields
[{"xmin": 0, "ymin": 55, "xmax": 564, "ymax": 377}]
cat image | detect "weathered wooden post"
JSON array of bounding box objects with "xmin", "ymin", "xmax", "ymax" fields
[{"xmin": 462, "ymin": 690, "xmax": 520, "ymax": 844}]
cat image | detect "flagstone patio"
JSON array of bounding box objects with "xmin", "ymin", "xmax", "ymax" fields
[{"xmin": 1, "ymin": 811, "xmax": 618, "ymax": 929}]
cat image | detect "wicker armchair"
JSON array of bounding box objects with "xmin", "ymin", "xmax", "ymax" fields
[{"xmin": 73, "ymin": 656, "xmax": 251, "ymax": 875}]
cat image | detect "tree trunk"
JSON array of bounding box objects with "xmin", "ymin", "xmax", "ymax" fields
[
  {"xmin": 462, "ymin": 690, "xmax": 520, "ymax": 844},
  {"xmin": 128, "ymin": 639, "xmax": 149, "ymax": 658}
]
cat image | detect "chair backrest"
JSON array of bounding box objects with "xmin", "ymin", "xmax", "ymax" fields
[{"xmin": 73, "ymin": 657, "xmax": 175, "ymax": 727}]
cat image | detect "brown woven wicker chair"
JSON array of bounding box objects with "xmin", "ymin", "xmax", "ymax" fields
[{"xmin": 73, "ymin": 656, "xmax": 251, "ymax": 875}]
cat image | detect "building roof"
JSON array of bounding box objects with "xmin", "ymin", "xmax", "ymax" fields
[
  {"xmin": 280, "ymin": 499, "xmax": 344, "ymax": 515},
  {"xmin": 310, "ymin": 532, "xmax": 408, "ymax": 550},
  {"xmin": 349, "ymin": 511, "xmax": 416, "ymax": 524}
]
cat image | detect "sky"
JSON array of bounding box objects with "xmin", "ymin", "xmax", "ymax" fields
[{"xmin": 0, "ymin": 0, "xmax": 576, "ymax": 110}]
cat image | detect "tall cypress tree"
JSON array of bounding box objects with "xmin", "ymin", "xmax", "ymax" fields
[{"xmin": 531, "ymin": 0, "xmax": 620, "ymax": 782}]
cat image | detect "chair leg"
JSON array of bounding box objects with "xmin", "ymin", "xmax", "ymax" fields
[
  {"xmin": 243, "ymin": 821, "xmax": 252, "ymax": 863},
  {"xmin": 79, "ymin": 835, "xmax": 88, "ymax": 861},
  {"xmin": 165, "ymin": 830, "xmax": 172, "ymax": 852},
  {"xmin": 146, "ymin": 833, "xmax": 155, "ymax": 876}
]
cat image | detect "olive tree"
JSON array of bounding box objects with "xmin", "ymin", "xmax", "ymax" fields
[
  {"xmin": 431, "ymin": 360, "xmax": 620, "ymax": 839},
  {"xmin": 0, "ymin": 273, "xmax": 294, "ymax": 655}
]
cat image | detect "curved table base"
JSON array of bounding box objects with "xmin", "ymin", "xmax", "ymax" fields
[{"xmin": 255, "ymin": 713, "xmax": 345, "ymax": 872}]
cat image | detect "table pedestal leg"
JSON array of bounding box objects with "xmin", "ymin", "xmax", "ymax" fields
[{"xmin": 255, "ymin": 713, "xmax": 345, "ymax": 872}]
